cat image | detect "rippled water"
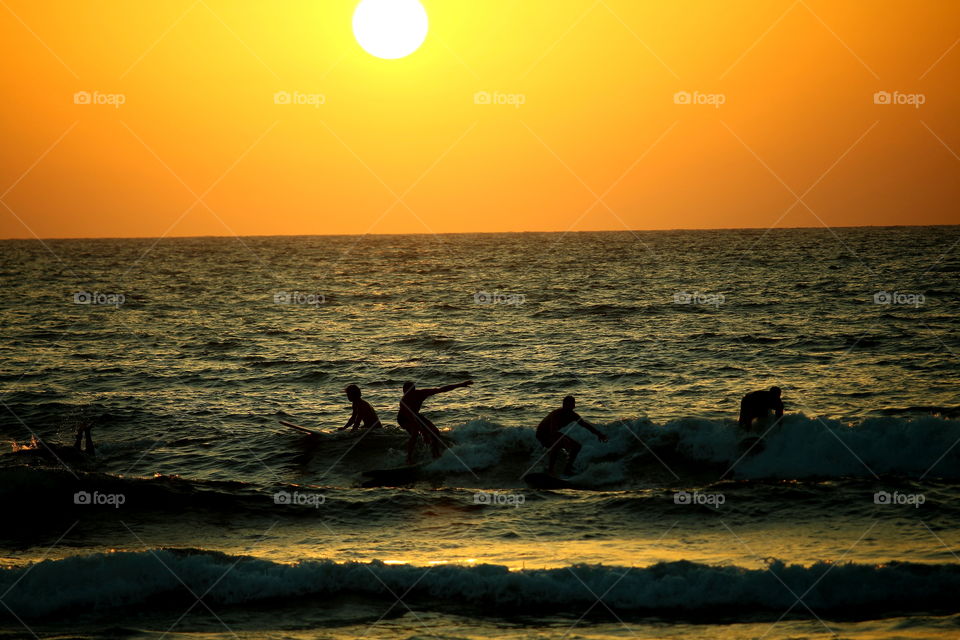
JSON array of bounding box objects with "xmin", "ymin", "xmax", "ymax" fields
[{"xmin": 1, "ymin": 227, "xmax": 959, "ymax": 640}]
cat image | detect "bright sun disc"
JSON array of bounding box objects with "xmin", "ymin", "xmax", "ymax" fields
[{"xmin": 353, "ymin": 0, "xmax": 428, "ymax": 60}]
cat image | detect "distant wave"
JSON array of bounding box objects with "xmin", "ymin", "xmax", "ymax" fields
[{"xmin": 3, "ymin": 550, "xmax": 960, "ymax": 619}]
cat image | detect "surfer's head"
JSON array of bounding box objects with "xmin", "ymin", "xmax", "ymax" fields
[
  {"xmin": 562, "ymin": 395, "xmax": 576, "ymax": 410},
  {"xmin": 403, "ymin": 381, "xmax": 415, "ymax": 393},
  {"xmin": 345, "ymin": 384, "xmax": 361, "ymax": 401},
  {"xmin": 770, "ymin": 386, "xmax": 782, "ymax": 398}
]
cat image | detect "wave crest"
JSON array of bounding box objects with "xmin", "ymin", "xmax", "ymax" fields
[{"xmin": 3, "ymin": 550, "xmax": 960, "ymax": 619}]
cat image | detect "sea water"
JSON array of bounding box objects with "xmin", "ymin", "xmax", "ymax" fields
[{"xmin": 1, "ymin": 227, "xmax": 958, "ymax": 639}]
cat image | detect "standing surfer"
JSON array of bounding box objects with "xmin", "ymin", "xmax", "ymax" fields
[
  {"xmin": 738, "ymin": 386, "xmax": 784, "ymax": 431},
  {"xmin": 536, "ymin": 395, "xmax": 607, "ymax": 476},
  {"xmin": 397, "ymin": 380, "xmax": 473, "ymax": 463}
]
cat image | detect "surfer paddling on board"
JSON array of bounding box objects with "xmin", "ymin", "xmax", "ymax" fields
[
  {"xmin": 397, "ymin": 380, "xmax": 472, "ymax": 464},
  {"xmin": 738, "ymin": 386, "xmax": 784, "ymax": 431},
  {"xmin": 340, "ymin": 384, "xmax": 382, "ymax": 432},
  {"xmin": 536, "ymin": 395, "xmax": 607, "ymax": 476}
]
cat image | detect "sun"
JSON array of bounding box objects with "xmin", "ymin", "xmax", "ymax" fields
[{"xmin": 352, "ymin": 0, "xmax": 428, "ymax": 60}]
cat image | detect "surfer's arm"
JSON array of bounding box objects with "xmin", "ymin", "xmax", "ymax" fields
[
  {"xmin": 577, "ymin": 418, "xmax": 608, "ymax": 442},
  {"xmin": 342, "ymin": 406, "xmax": 358, "ymax": 430},
  {"xmin": 424, "ymin": 380, "xmax": 473, "ymax": 396},
  {"xmin": 774, "ymin": 400, "xmax": 784, "ymax": 419}
]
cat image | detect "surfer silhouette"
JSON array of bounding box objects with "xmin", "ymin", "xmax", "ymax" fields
[
  {"xmin": 738, "ymin": 386, "xmax": 784, "ymax": 431},
  {"xmin": 73, "ymin": 423, "xmax": 95, "ymax": 454},
  {"xmin": 536, "ymin": 395, "xmax": 607, "ymax": 476},
  {"xmin": 397, "ymin": 380, "xmax": 472, "ymax": 464},
  {"xmin": 341, "ymin": 384, "xmax": 382, "ymax": 431}
]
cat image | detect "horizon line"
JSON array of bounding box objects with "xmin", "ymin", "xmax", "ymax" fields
[{"xmin": 2, "ymin": 222, "xmax": 957, "ymax": 242}]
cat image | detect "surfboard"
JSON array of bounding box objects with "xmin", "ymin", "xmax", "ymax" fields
[
  {"xmin": 278, "ymin": 420, "xmax": 325, "ymax": 437},
  {"xmin": 523, "ymin": 472, "xmax": 575, "ymax": 490},
  {"xmin": 360, "ymin": 463, "xmax": 424, "ymax": 487}
]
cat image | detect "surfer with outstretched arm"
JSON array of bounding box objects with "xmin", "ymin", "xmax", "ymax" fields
[
  {"xmin": 536, "ymin": 395, "xmax": 607, "ymax": 476},
  {"xmin": 738, "ymin": 386, "xmax": 784, "ymax": 431},
  {"xmin": 340, "ymin": 384, "xmax": 382, "ymax": 432},
  {"xmin": 397, "ymin": 380, "xmax": 473, "ymax": 464}
]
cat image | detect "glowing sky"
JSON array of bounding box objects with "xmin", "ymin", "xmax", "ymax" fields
[{"xmin": 1, "ymin": 0, "xmax": 958, "ymax": 238}]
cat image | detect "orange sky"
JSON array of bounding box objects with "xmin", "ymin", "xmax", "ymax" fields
[{"xmin": 1, "ymin": 0, "xmax": 958, "ymax": 239}]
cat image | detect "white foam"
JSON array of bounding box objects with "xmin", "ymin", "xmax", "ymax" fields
[{"xmin": 431, "ymin": 414, "xmax": 960, "ymax": 482}]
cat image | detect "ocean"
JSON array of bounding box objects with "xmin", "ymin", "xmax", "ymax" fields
[{"xmin": 1, "ymin": 226, "xmax": 959, "ymax": 639}]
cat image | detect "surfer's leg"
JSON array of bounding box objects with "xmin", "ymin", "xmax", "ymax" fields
[
  {"xmin": 417, "ymin": 416, "xmax": 442, "ymax": 459},
  {"xmin": 545, "ymin": 438, "xmax": 562, "ymax": 474},
  {"xmin": 560, "ymin": 436, "xmax": 581, "ymax": 475},
  {"xmin": 75, "ymin": 424, "xmax": 94, "ymax": 453},
  {"xmin": 738, "ymin": 400, "xmax": 749, "ymax": 429},
  {"xmin": 83, "ymin": 425, "xmax": 95, "ymax": 454},
  {"xmin": 404, "ymin": 432, "xmax": 418, "ymax": 464},
  {"xmin": 398, "ymin": 415, "xmax": 419, "ymax": 464}
]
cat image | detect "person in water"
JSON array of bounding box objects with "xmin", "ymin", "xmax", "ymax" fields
[
  {"xmin": 73, "ymin": 423, "xmax": 95, "ymax": 454},
  {"xmin": 14, "ymin": 423, "xmax": 95, "ymax": 466},
  {"xmin": 340, "ymin": 384, "xmax": 382, "ymax": 431},
  {"xmin": 397, "ymin": 379, "xmax": 473, "ymax": 464},
  {"xmin": 536, "ymin": 395, "xmax": 607, "ymax": 476},
  {"xmin": 738, "ymin": 386, "xmax": 784, "ymax": 431}
]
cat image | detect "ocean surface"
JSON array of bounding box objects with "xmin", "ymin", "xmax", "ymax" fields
[{"xmin": 1, "ymin": 226, "xmax": 959, "ymax": 639}]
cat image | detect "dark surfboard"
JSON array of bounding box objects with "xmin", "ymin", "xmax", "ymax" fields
[
  {"xmin": 279, "ymin": 420, "xmax": 325, "ymax": 437},
  {"xmin": 360, "ymin": 463, "xmax": 424, "ymax": 487},
  {"xmin": 523, "ymin": 472, "xmax": 576, "ymax": 490}
]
